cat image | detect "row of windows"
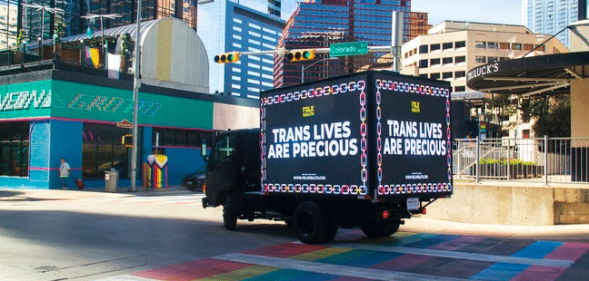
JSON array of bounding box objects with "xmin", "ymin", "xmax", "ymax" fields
[
  {"xmin": 475, "ymin": 41, "xmax": 544, "ymax": 51},
  {"xmin": 420, "ymin": 71, "xmax": 466, "ymax": 80},
  {"xmin": 418, "ymin": 56, "xmax": 466, "ymax": 68},
  {"xmin": 415, "ymin": 41, "xmax": 466, "ymax": 55}
]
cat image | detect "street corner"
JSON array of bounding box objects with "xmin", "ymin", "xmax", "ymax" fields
[{"xmin": 99, "ymin": 231, "xmax": 589, "ymax": 281}]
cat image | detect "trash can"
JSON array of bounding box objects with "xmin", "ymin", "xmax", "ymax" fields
[{"xmin": 105, "ymin": 170, "xmax": 119, "ymax": 192}]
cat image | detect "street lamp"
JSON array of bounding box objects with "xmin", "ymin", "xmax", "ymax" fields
[
  {"xmin": 130, "ymin": 0, "xmax": 143, "ymax": 192},
  {"xmin": 301, "ymin": 57, "xmax": 339, "ymax": 83},
  {"xmin": 21, "ymin": 3, "xmax": 64, "ymax": 44}
]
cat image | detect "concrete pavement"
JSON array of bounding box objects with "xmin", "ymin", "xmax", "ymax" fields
[{"xmin": 2, "ymin": 186, "xmax": 588, "ymax": 242}]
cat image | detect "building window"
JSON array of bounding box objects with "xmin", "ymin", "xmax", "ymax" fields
[
  {"xmin": 442, "ymin": 72, "xmax": 453, "ymax": 79},
  {"xmin": 430, "ymin": 58, "xmax": 440, "ymax": 66},
  {"xmin": 455, "ymin": 56, "xmax": 466, "ymax": 63},
  {"xmin": 512, "ymin": 43, "xmax": 522, "ymax": 50},
  {"xmin": 488, "ymin": 57, "xmax": 499, "ymax": 63},
  {"xmin": 535, "ymin": 45, "xmax": 545, "ymax": 51},
  {"xmin": 430, "ymin": 43, "xmax": 441, "ymax": 51},
  {"xmin": 455, "ymin": 41, "xmax": 466, "ymax": 48},
  {"xmin": 419, "ymin": 45, "xmax": 429, "ymax": 54},
  {"xmin": 419, "ymin": 74, "xmax": 428, "ymax": 79},
  {"xmin": 419, "ymin": 59, "xmax": 428, "ymax": 68},
  {"xmin": 430, "ymin": 73, "xmax": 440, "ymax": 80},
  {"xmin": 524, "ymin": 43, "xmax": 534, "ymax": 51},
  {"xmin": 488, "ymin": 42, "xmax": 498, "ymax": 49},
  {"xmin": 82, "ymin": 123, "xmax": 135, "ymax": 179},
  {"xmin": 442, "ymin": 57, "xmax": 453, "ymax": 65},
  {"xmin": 500, "ymin": 42, "xmax": 510, "ymax": 49},
  {"xmin": 454, "ymin": 86, "xmax": 466, "ymax": 92},
  {"xmin": 475, "ymin": 41, "xmax": 486, "ymax": 48},
  {"xmin": 0, "ymin": 122, "xmax": 29, "ymax": 177},
  {"xmin": 455, "ymin": 71, "xmax": 466, "ymax": 78},
  {"xmin": 500, "ymin": 57, "xmax": 510, "ymax": 61},
  {"xmin": 475, "ymin": 56, "xmax": 486, "ymax": 63},
  {"xmin": 442, "ymin": 42, "xmax": 453, "ymax": 50}
]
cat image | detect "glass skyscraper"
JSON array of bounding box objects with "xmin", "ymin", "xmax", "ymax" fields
[
  {"xmin": 198, "ymin": 0, "xmax": 285, "ymax": 98},
  {"xmin": 274, "ymin": 0, "xmax": 412, "ymax": 88},
  {"xmin": 0, "ymin": 0, "xmax": 197, "ymax": 49},
  {"xmin": 522, "ymin": 0, "xmax": 579, "ymax": 48}
]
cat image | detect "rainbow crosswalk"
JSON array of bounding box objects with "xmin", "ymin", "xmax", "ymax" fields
[{"xmin": 100, "ymin": 230, "xmax": 589, "ymax": 281}]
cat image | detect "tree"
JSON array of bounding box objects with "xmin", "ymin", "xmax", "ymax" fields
[{"xmin": 487, "ymin": 94, "xmax": 571, "ymax": 138}]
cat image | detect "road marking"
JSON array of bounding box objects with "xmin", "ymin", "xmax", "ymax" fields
[
  {"xmin": 334, "ymin": 244, "xmax": 575, "ymax": 268},
  {"xmin": 215, "ymin": 253, "xmax": 466, "ymax": 281}
]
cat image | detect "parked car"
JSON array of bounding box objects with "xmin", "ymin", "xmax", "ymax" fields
[{"xmin": 182, "ymin": 165, "xmax": 206, "ymax": 191}]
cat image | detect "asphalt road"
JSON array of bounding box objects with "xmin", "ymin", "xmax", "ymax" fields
[
  {"xmin": 0, "ymin": 189, "xmax": 293, "ymax": 281},
  {"xmin": 1, "ymin": 188, "xmax": 589, "ymax": 281}
]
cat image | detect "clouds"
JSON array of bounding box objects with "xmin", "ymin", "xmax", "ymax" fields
[{"xmin": 411, "ymin": 0, "xmax": 522, "ymax": 26}]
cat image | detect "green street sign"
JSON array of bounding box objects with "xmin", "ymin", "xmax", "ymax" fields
[{"xmin": 330, "ymin": 41, "xmax": 368, "ymax": 57}]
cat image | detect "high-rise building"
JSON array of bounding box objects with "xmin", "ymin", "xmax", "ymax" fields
[
  {"xmin": 1, "ymin": 0, "xmax": 197, "ymax": 48},
  {"xmin": 198, "ymin": 0, "xmax": 285, "ymax": 98},
  {"xmin": 0, "ymin": 1, "xmax": 18, "ymax": 49},
  {"xmin": 274, "ymin": 0, "xmax": 412, "ymax": 88},
  {"xmin": 522, "ymin": 0, "xmax": 579, "ymax": 48},
  {"xmin": 402, "ymin": 21, "xmax": 569, "ymax": 94},
  {"xmin": 408, "ymin": 11, "xmax": 431, "ymax": 41}
]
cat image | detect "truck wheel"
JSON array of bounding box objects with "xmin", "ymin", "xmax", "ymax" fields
[
  {"xmin": 360, "ymin": 223, "xmax": 391, "ymax": 239},
  {"xmin": 321, "ymin": 206, "xmax": 338, "ymax": 243},
  {"xmin": 294, "ymin": 201, "xmax": 328, "ymax": 244},
  {"xmin": 223, "ymin": 195, "xmax": 238, "ymax": 230},
  {"xmin": 384, "ymin": 221, "xmax": 401, "ymax": 237}
]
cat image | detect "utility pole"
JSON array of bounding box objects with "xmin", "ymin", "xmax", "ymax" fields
[
  {"xmin": 129, "ymin": 0, "xmax": 142, "ymax": 192},
  {"xmin": 391, "ymin": 11, "xmax": 403, "ymax": 72}
]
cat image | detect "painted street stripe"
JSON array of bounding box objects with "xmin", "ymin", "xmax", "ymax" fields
[
  {"xmin": 214, "ymin": 253, "xmax": 466, "ymax": 281},
  {"xmin": 510, "ymin": 265, "xmax": 568, "ymax": 281},
  {"xmin": 511, "ymin": 241, "xmax": 563, "ymax": 259},
  {"xmin": 334, "ymin": 244, "xmax": 575, "ymax": 268},
  {"xmin": 430, "ymin": 236, "xmax": 486, "ymax": 251},
  {"xmin": 544, "ymin": 242, "xmax": 589, "ymax": 261},
  {"xmin": 198, "ymin": 265, "xmax": 278, "ymax": 281},
  {"xmin": 469, "ymin": 263, "xmax": 529, "ymax": 280}
]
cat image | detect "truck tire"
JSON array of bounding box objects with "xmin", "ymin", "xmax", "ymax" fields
[
  {"xmin": 321, "ymin": 206, "xmax": 339, "ymax": 243},
  {"xmin": 294, "ymin": 201, "xmax": 328, "ymax": 244},
  {"xmin": 384, "ymin": 221, "xmax": 401, "ymax": 237},
  {"xmin": 360, "ymin": 223, "xmax": 391, "ymax": 239},
  {"xmin": 223, "ymin": 195, "xmax": 238, "ymax": 230}
]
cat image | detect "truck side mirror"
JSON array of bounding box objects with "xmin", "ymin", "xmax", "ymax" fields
[{"xmin": 201, "ymin": 138, "xmax": 208, "ymax": 161}]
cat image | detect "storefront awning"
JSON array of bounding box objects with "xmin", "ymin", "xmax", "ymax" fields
[{"xmin": 466, "ymin": 52, "xmax": 589, "ymax": 97}]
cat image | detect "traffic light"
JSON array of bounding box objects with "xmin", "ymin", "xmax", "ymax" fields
[
  {"xmin": 286, "ymin": 49, "xmax": 316, "ymax": 62},
  {"xmin": 122, "ymin": 134, "xmax": 133, "ymax": 146},
  {"xmin": 214, "ymin": 52, "xmax": 240, "ymax": 64}
]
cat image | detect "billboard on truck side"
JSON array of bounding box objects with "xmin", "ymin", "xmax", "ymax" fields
[{"xmin": 260, "ymin": 71, "xmax": 452, "ymax": 199}]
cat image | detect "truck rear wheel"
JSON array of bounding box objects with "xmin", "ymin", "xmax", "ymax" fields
[
  {"xmin": 360, "ymin": 223, "xmax": 391, "ymax": 238},
  {"xmin": 223, "ymin": 195, "xmax": 238, "ymax": 230},
  {"xmin": 384, "ymin": 221, "xmax": 401, "ymax": 237},
  {"xmin": 321, "ymin": 206, "xmax": 339, "ymax": 243},
  {"xmin": 294, "ymin": 201, "xmax": 328, "ymax": 244}
]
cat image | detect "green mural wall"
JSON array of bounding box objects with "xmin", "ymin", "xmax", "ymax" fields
[
  {"xmin": 0, "ymin": 79, "xmax": 214, "ymax": 130},
  {"xmin": 0, "ymin": 80, "xmax": 52, "ymax": 119}
]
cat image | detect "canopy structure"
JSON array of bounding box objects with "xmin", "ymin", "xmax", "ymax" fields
[{"xmin": 466, "ymin": 52, "xmax": 589, "ymax": 97}]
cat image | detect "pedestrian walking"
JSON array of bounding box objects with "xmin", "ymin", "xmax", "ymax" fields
[{"xmin": 60, "ymin": 158, "xmax": 71, "ymax": 189}]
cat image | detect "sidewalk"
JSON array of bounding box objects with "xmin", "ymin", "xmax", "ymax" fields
[{"xmin": 0, "ymin": 185, "xmax": 199, "ymax": 202}]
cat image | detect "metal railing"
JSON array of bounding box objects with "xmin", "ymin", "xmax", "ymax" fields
[{"xmin": 453, "ymin": 136, "xmax": 589, "ymax": 184}]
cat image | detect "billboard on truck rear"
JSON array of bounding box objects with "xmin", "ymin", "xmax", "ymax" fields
[
  {"xmin": 372, "ymin": 72, "xmax": 452, "ymax": 198},
  {"xmin": 260, "ymin": 71, "xmax": 452, "ymax": 199}
]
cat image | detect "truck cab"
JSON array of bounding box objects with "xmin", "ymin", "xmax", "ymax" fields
[{"xmin": 202, "ymin": 129, "xmax": 260, "ymax": 207}]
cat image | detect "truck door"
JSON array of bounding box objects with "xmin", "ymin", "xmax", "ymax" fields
[{"xmin": 206, "ymin": 133, "xmax": 237, "ymax": 204}]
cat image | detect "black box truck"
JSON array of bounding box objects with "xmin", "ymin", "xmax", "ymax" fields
[{"xmin": 202, "ymin": 70, "xmax": 452, "ymax": 244}]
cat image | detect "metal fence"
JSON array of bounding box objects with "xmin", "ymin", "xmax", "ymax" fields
[{"xmin": 453, "ymin": 137, "xmax": 589, "ymax": 184}]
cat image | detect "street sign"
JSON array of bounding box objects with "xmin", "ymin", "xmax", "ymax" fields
[{"xmin": 330, "ymin": 41, "xmax": 368, "ymax": 57}]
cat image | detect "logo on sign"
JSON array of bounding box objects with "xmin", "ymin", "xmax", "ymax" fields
[
  {"xmin": 302, "ymin": 106, "xmax": 315, "ymax": 117},
  {"xmin": 411, "ymin": 101, "xmax": 420, "ymax": 113}
]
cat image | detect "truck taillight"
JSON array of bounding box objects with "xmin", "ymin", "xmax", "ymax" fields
[
  {"xmin": 382, "ymin": 210, "xmax": 390, "ymax": 219},
  {"xmin": 422, "ymin": 207, "xmax": 427, "ymax": 215},
  {"xmin": 203, "ymin": 184, "xmax": 206, "ymax": 193}
]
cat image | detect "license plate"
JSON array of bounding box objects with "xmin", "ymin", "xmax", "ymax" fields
[{"xmin": 407, "ymin": 197, "xmax": 419, "ymax": 211}]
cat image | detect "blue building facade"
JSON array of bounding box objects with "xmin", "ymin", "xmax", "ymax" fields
[
  {"xmin": 522, "ymin": 0, "xmax": 580, "ymax": 48},
  {"xmin": 198, "ymin": 1, "xmax": 285, "ymax": 99}
]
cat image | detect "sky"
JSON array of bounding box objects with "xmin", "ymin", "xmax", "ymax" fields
[{"xmin": 411, "ymin": 0, "xmax": 523, "ymax": 27}]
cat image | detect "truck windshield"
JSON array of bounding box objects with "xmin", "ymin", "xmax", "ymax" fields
[{"xmin": 211, "ymin": 135, "xmax": 236, "ymax": 163}]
